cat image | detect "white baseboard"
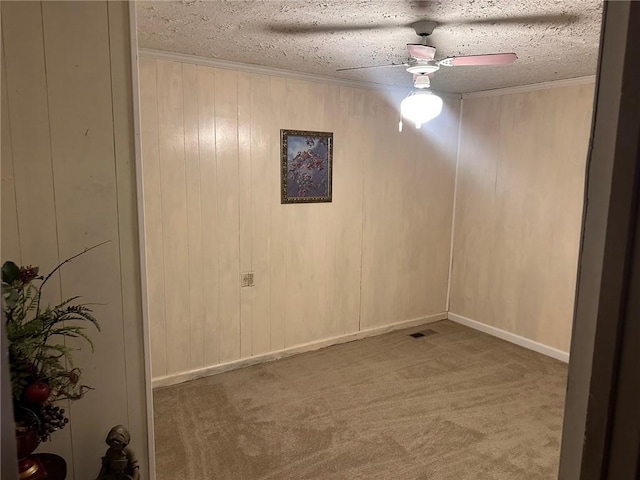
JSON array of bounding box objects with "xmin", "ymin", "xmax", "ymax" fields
[
  {"xmin": 152, "ymin": 312, "xmax": 447, "ymax": 388},
  {"xmin": 447, "ymin": 312, "xmax": 570, "ymax": 363}
]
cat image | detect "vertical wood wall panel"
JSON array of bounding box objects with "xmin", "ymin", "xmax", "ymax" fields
[
  {"xmin": 156, "ymin": 60, "xmax": 191, "ymax": 375},
  {"xmin": 268, "ymin": 76, "xmax": 288, "ymax": 352},
  {"xmin": 320, "ymin": 84, "xmax": 341, "ymax": 337},
  {"xmin": 1, "ymin": 2, "xmax": 62, "ymax": 309},
  {"xmin": 283, "ymin": 79, "xmax": 329, "ymax": 348},
  {"xmin": 1, "ymin": 0, "xmax": 73, "ymax": 466},
  {"xmin": 450, "ymin": 84, "xmax": 594, "ymax": 352},
  {"xmin": 182, "ymin": 62, "xmax": 204, "ymax": 370},
  {"xmin": 360, "ymin": 91, "xmax": 401, "ymax": 328},
  {"xmin": 331, "ymin": 86, "xmax": 365, "ymax": 336},
  {"xmin": 1, "ymin": 58, "xmax": 20, "ymax": 263},
  {"xmin": 139, "ymin": 57, "xmax": 167, "ymax": 378},
  {"xmin": 196, "ymin": 65, "xmax": 221, "ymax": 367},
  {"xmin": 249, "ymin": 73, "xmax": 273, "ymax": 355},
  {"xmin": 214, "ymin": 68, "xmax": 241, "ymax": 363},
  {"xmin": 238, "ymin": 71, "xmax": 253, "ymax": 358},
  {"xmin": 2, "ymin": 3, "xmax": 148, "ymax": 478},
  {"xmin": 140, "ymin": 57, "xmax": 458, "ymax": 381},
  {"xmin": 41, "ymin": 2, "xmax": 127, "ymax": 476}
]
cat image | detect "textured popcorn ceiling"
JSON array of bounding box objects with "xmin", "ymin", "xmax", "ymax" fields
[{"xmin": 136, "ymin": 0, "xmax": 603, "ymax": 94}]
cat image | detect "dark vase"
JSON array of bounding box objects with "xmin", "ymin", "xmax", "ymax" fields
[{"xmin": 15, "ymin": 426, "xmax": 48, "ymax": 479}]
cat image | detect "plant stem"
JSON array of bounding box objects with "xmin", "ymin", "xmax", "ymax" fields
[{"xmin": 35, "ymin": 241, "xmax": 110, "ymax": 317}]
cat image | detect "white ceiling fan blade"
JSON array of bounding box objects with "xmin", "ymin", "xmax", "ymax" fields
[
  {"xmin": 336, "ymin": 63, "xmax": 407, "ymax": 72},
  {"xmin": 439, "ymin": 53, "xmax": 517, "ymax": 67},
  {"xmin": 407, "ymin": 44, "xmax": 436, "ymax": 60}
]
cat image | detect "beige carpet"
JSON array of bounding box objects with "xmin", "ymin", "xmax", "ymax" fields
[{"xmin": 153, "ymin": 320, "xmax": 567, "ymax": 480}]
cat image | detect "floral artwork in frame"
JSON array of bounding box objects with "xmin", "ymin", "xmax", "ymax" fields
[{"xmin": 281, "ymin": 129, "xmax": 333, "ymax": 204}]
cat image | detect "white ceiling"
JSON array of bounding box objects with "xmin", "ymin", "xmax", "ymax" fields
[{"xmin": 136, "ymin": 0, "xmax": 603, "ymax": 94}]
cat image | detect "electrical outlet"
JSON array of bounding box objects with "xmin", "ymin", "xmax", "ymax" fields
[{"xmin": 241, "ymin": 272, "xmax": 254, "ymax": 287}]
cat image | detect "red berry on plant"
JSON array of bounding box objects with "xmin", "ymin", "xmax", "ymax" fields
[
  {"xmin": 18, "ymin": 265, "xmax": 39, "ymax": 284},
  {"xmin": 24, "ymin": 381, "xmax": 50, "ymax": 404}
]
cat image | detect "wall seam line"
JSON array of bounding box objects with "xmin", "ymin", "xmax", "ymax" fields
[
  {"xmin": 446, "ymin": 98, "xmax": 464, "ymax": 312},
  {"xmin": 236, "ymin": 70, "xmax": 242, "ymax": 359},
  {"xmin": 268, "ymin": 76, "xmax": 273, "ymax": 352},
  {"xmin": 358, "ymin": 101, "xmax": 365, "ymax": 332},
  {"xmin": 248, "ymin": 74, "xmax": 254, "ymax": 356},
  {"xmin": 180, "ymin": 62, "xmax": 193, "ymax": 371},
  {"xmin": 155, "ymin": 60, "xmax": 169, "ymax": 379},
  {"xmin": 195, "ymin": 66, "xmax": 205, "ymax": 371},
  {"xmin": 213, "ymin": 67, "xmax": 221, "ymax": 366}
]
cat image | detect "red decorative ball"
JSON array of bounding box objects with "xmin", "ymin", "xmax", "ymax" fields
[{"xmin": 24, "ymin": 381, "xmax": 50, "ymax": 404}]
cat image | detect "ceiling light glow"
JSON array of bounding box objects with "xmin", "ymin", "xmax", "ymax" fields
[{"xmin": 400, "ymin": 90, "xmax": 443, "ymax": 128}]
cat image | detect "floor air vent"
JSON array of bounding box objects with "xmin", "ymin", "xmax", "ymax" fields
[{"xmin": 409, "ymin": 329, "xmax": 438, "ymax": 339}]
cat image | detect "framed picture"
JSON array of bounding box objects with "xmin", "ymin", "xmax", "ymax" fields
[{"xmin": 281, "ymin": 129, "xmax": 333, "ymax": 204}]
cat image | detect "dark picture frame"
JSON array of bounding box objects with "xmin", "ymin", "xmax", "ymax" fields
[{"xmin": 281, "ymin": 129, "xmax": 333, "ymax": 204}]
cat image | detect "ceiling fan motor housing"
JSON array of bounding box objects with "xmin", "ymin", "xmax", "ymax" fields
[
  {"xmin": 410, "ymin": 20, "xmax": 439, "ymax": 37},
  {"xmin": 406, "ymin": 60, "xmax": 439, "ymax": 75},
  {"xmin": 413, "ymin": 74, "xmax": 431, "ymax": 89}
]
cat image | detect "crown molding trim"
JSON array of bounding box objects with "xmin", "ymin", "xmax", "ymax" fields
[
  {"xmin": 462, "ymin": 75, "xmax": 596, "ymax": 98},
  {"xmin": 138, "ymin": 50, "xmax": 594, "ymax": 100},
  {"xmin": 138, "ymin": 48, "xmax": 405, "ymax": 92},
  {"xmin": 137, "ymin": 48, "xmax": 463, "ymax": 99}
]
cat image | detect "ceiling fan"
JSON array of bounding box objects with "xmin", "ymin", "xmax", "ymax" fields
[
  {"xmin": 335, "ymin": 20, "xmax": 517, "ymax": 90},
  {"xmin": 268, "ymin": 12, "xmax": 579, "ymax": 88},
  {"xmin": 268, "ymin": 12, "xmax": 577, "ymax": 127},
  {"xmin": 333, "ymin": 20, "xmax": 518, "ymax": 127}
]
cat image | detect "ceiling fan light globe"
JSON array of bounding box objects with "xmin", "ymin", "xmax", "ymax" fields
[{"xmin": 401, "ymin": 91, "xmax": 443, "ymax": 127}]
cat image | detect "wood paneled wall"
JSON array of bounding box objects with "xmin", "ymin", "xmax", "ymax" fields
[
  {"xmin": 139, "ymin": 56, "xmax": 459, "ymax": 381},
  {"xmin": 1, "ymin": 2, "xmax": 148, "ymax": 479},
  {"xmin": 450, "ymin": 83, "xmax": 595, "ymax": 352}
]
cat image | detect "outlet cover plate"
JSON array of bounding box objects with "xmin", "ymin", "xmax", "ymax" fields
[{"xmin": 241, "ymin": 272, "xmax": 254, "ymax": 287}]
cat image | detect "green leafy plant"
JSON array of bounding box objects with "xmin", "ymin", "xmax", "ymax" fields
[{"xmin": 3, "ymin": 244, "xmax": 104, "ymax": 441}]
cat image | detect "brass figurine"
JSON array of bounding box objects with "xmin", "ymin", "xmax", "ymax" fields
[{"xmin": 96, "ymin": 425, "xmax": 139, "ymax": 480}]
